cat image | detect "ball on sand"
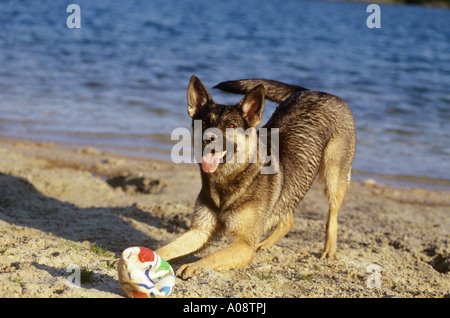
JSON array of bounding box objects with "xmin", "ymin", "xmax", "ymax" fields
[{"xmin": 118, "ymin": 246, "xmax": 175, "ymax": 298}]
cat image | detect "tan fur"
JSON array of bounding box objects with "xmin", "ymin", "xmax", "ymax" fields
[
  {"xmin": 257, "ymin": 209, "xmax": 294, "ymax": 251},
  {"xmin": 155, "ymin": 205, "xmax": 216, "ymax": 261},
  {"xmin": 318, "ymin": 134, "xmax": 355, "ymax": 259},
  {"xmin": 157, "ymin": 205, "xmax": 261, "ymax": 278}
]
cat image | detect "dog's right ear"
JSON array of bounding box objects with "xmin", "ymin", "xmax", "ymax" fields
[{"xmin": 187, "ymin": 75, "xmax": 212, "ymax": 118}]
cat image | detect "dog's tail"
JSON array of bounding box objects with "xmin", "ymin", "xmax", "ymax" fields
[{"xmin": 213, "ymin": 79, "xmax": 308, "ymax": 104}]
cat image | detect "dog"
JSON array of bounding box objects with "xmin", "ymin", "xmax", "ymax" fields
[{"xmin": 156, "ymin": 76, "xmax": 356, "ymax": 279}]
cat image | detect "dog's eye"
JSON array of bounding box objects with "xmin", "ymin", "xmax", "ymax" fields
[{"xmin": 227, "ymin": 123, "xmax": 236, "ymax": 129}]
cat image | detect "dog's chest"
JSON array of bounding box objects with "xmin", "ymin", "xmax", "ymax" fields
[{"xmin": 208, "ymin": 183, "xmax": 233, "ymax": 211}]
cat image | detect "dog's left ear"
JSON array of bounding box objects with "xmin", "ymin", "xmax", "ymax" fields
[
  {"xmin": 238, "ymin": 84, "xmax": 265, "ymax": 127},
  {"xmin": 187, "ymin": 75, "xmax": 213, "ymax": 118}
]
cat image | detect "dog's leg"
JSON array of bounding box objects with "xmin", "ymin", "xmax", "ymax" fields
[
  {"xmin": 155, "ymin": 228, "xmax": 211, "ymax": 262},
  {"xmin": 177, "ymin": 238, "xmax": 255, "ymax": 279},
  {"xmin": 321, "ymin": 201, "xmax": 343, "ymax": 260},
  {"xmin": 318, "ymin": 138, "xmax": 352, "ymax": 260},
  {"xmin": 256, "ymin": 209, "xmax": 293, "ymax": 251},
  {"xmin": 176, "ymin": 206, "xmax": 259, "ymax": 279},
  {"xmin": 321, "ymin": 175, "xmax": 349, "ymax": 259},
  {"xmin": 156, "ymin": 204, "xmax": 217, "ymax": 261}
]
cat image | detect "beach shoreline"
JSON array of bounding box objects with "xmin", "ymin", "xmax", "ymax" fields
[
  {"xmin": 2, "ymin": 134, "xmax": 449, "ymax": 191},
  {"xmin": 0, "ymin": 136, "xmax": 448, "ymax": 298}
]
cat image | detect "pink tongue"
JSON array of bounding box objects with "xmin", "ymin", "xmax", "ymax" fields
[{"xmin": 201, "ymin": 152, "xmax": 222, "ymax": 173}]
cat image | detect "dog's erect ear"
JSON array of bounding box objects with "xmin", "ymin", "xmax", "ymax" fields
[
  {"xmin": 238, "ymin": 84, "xmax": 265, "ymax": 127},
  {"xmin": 187, "ymin": 75, "xmax": 212, "ymax": 118}
]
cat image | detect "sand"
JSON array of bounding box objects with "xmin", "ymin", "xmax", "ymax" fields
[{"xmin": 0, "ymin": 136, "xmax": 448, "ymax": 298}]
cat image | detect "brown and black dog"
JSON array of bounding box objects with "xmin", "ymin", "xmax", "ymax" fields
[{"xmin": 156, "ymin": 76, "xmax": 356, "ymax": 279}]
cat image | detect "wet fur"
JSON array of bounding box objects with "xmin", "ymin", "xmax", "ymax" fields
[{"xmin": 156, "ymin": 76, "xmax": 356, "ymax": 279}]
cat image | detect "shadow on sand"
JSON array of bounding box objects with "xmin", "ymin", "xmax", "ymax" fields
[{"xmin": 0, "ymin": 172, "xmax": 192, "ymax": 295}]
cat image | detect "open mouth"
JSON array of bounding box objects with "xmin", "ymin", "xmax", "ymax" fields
[{"xmin": 201, "ymin": 150, "xmax": 227, "ymax": 173}]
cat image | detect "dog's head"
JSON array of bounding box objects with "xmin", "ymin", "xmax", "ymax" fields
[{"xmin": 187, "ymin": 75, "xmax": 265, "ymax": 174}]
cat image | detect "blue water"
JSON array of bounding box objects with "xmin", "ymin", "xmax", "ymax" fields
[{"xmin": 1, "ymin": 0, "xmax": 449, "ymax": 181}]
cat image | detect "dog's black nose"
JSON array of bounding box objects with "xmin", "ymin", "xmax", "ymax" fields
[{"xmin": 204, "ymin": 130, "xmax": 218, "ymax": 143}]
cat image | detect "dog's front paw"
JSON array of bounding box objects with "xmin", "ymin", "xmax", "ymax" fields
[{"xmin": 176, "ymin": 262, "xmax": 205, "ymax": 280}]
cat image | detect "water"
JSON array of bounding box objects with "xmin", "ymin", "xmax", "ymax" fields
[{"xmin": 1, "ymin": 0, "xmax": 449, "ymax": 182}]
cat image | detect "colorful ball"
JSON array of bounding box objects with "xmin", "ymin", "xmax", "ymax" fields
[{"xmin": 118, "ymin": 247, "xmax": 175, "ymax": 298}]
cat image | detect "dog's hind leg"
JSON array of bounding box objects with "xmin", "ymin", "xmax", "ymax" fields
[
  {"xmin": 256, "ymin": 209, "xmax": 294, "ymax": 251},
  {"xmin": 318, "ymin": 136, "xmax": 354, "ymax": 260}
]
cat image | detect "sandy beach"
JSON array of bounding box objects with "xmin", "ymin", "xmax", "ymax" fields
[{"xmin": 0, "ymin": 136, "xmax": 448, "ymax": 298}]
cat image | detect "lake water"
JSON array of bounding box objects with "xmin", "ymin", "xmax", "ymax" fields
[{"xmin": 1, "ymin": 0, "xmax": 449, "ymax": 184}]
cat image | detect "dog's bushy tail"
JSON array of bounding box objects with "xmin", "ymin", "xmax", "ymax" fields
[{"xmin": 214, "ymin": 79, "xmax": 307, "ymax": 104}]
